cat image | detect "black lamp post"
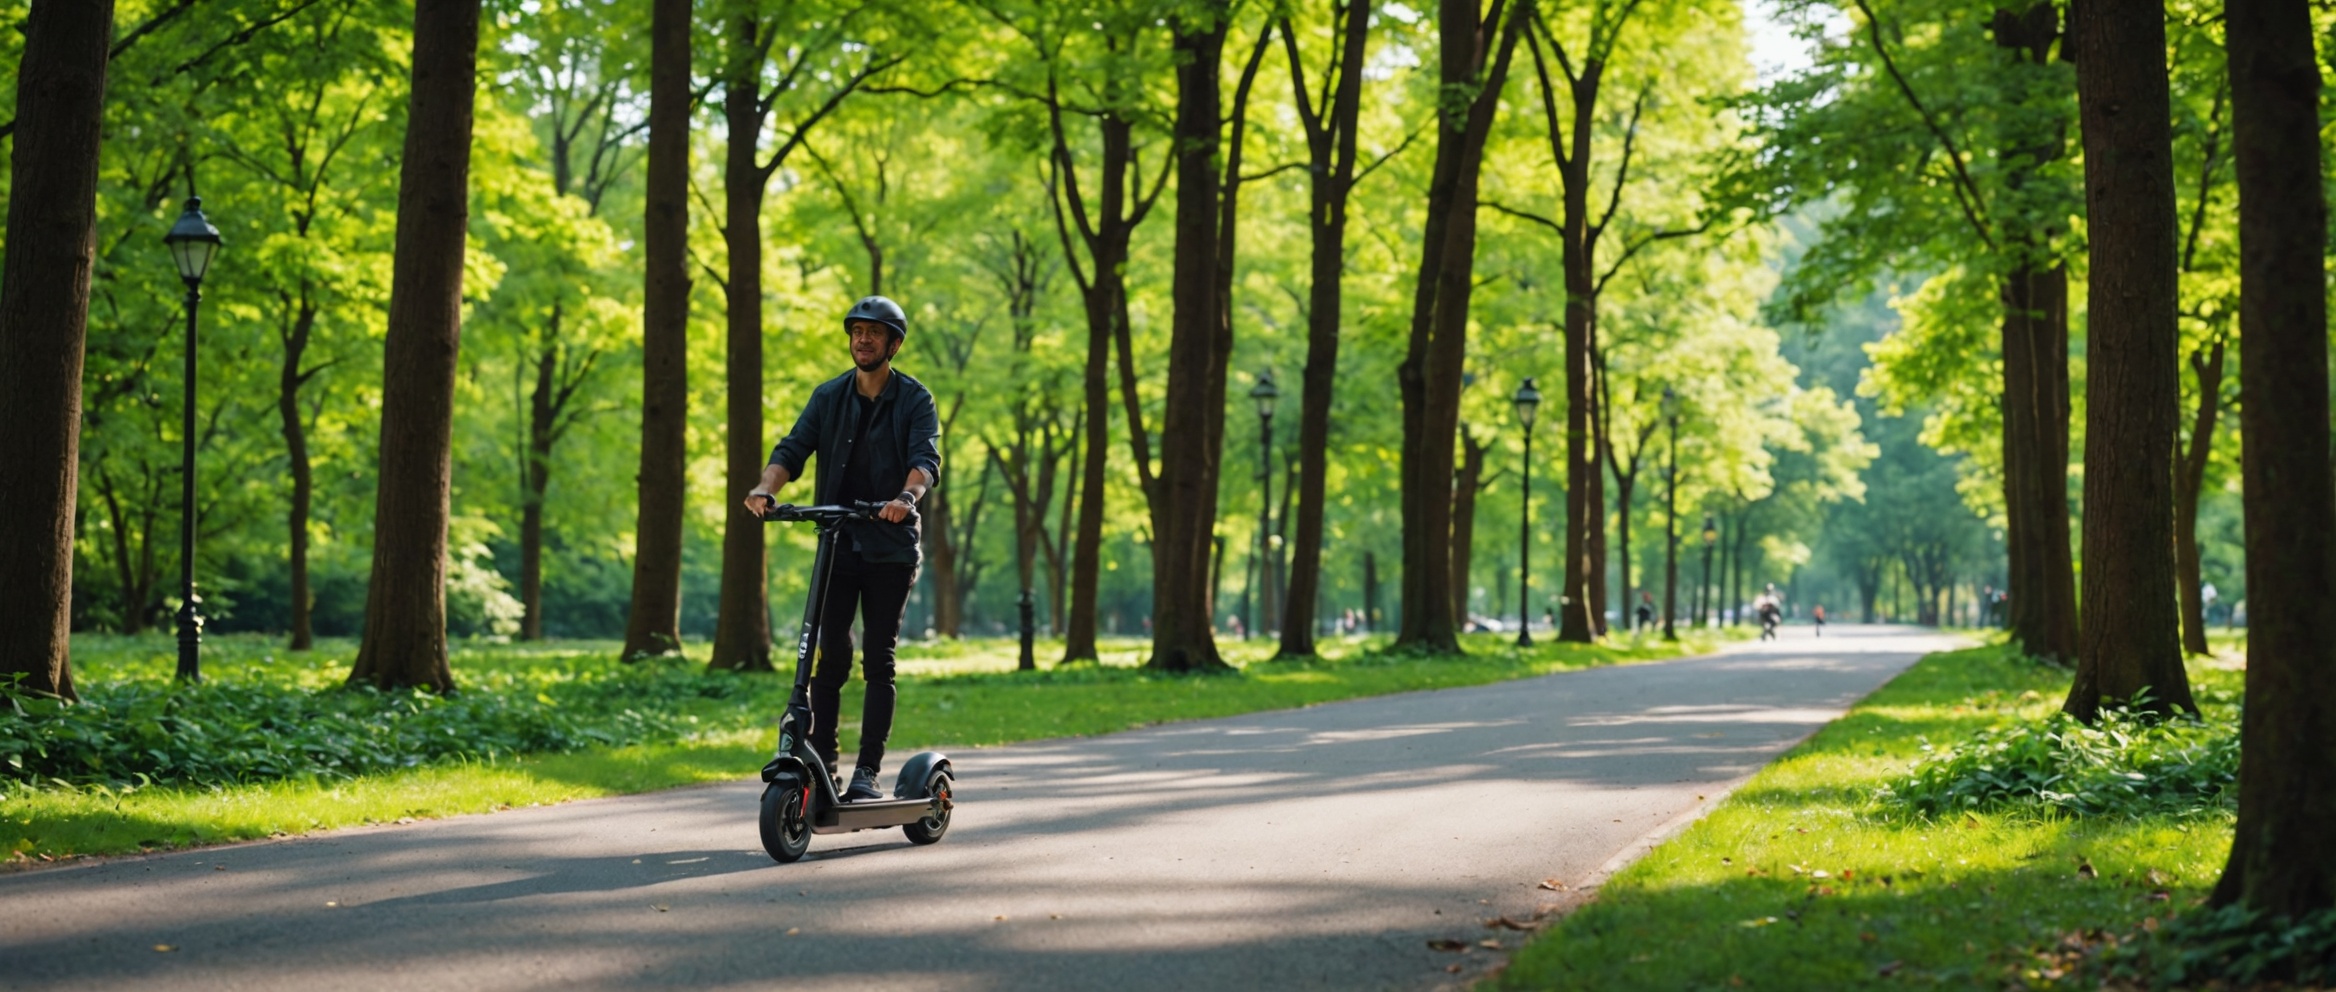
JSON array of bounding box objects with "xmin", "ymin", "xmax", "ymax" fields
[
  {"xmin": 1661, "ymin": 387, "xmax": 1680, "ymax": 641},
  {"xmin": 1700, "ymin": 513, "xmax": 1719, "ymax": 628},
  {"xmin": 164, "ymin": 197, "xmax": 222, "ymax": 682},
  {"xmin": 1249, "ymin": 370, "xmax": 1279, "ymax": 639},
  {"xmin": 1512, "ymin": 377, "xmax": 1542, "ymax": 647}
]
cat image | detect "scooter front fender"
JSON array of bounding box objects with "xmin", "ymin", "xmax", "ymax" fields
[{"xmin": 761, "ymin": 753, "xmax": 811, "ymax": 785}]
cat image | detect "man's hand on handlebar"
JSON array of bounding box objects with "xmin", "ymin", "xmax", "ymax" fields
[
  {"xmin": 877, "ymin": 497, "xmax": 913, "ymax": 524},
  {"xmin": 743, "ymin": 490, "xmax": 778, "ymax": 519}
]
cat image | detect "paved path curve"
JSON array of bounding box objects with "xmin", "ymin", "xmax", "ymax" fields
[{"xmin": 2, "ymin": 625, "xmax": 1963, "ymax": 991}]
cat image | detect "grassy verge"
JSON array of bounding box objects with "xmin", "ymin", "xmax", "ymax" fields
[
  {"xmin": 1495, "ymin": 641, "xmax": 2241, "ymax": 990},
  {"xmin": 6, "ymin": 626, "xmax": 1737, "ymax": 863}
]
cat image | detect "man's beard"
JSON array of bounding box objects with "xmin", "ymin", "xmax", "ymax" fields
[{"xmin": 856, "ymin": 354, "xmax": 887, "ymax": 373}]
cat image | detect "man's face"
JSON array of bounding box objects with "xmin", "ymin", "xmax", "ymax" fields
[{"xmin": 848, "ymin": 320, "xmax": 897, "ymax": 371}]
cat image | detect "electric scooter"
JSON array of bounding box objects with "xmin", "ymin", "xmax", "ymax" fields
[{"xmin": 753, "ymin": 499, "xmax": 954, "ymax": 863}]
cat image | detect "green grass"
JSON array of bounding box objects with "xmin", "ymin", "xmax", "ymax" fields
[
  {"xmin": 5, "ymin": 626, "xmax": 1737, "ymax": 864},
  {"xmin": 1496, "ymin": 641, "xmax": 2243, "ymax": 990}
]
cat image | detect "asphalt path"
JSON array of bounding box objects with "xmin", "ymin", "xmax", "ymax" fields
[{"xmin": 2, "ymin": 624, "xmax": 1963, "ymax": 991}]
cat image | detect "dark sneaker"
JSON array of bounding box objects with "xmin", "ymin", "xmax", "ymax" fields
[{"xmin": 843, "ymin": 766, "xmax": 884, "ymax": 802}]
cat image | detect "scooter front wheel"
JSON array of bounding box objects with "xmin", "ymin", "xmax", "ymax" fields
[
  {"xmin": 902, "ymin": 769, "xmax": 953, "ymax": 845},
  {"xmin": 760, "ymin": 780, "xmax": 812, "ymax": 862}
]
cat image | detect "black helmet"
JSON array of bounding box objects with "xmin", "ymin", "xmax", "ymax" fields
[{"xmin": 844, "ymin": 295, "xmax": 907, "ymax": 341}]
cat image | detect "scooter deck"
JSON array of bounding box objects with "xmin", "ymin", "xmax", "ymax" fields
[{"xmin": 812, "ymin": 795, "xmax": 938, "ymax": 834}]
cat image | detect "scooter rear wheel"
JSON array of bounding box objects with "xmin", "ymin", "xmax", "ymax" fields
[
  {"xmin": 902, "ymin": 769, "xmax": 953, "ymax": 845},
  {"xmin": 760, "ymin": 780, "xmax": 812, "ymax": 862}
]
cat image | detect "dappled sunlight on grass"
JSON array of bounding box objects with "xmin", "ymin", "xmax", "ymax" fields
[{"xmin": 1496, "ymin": 642, "xmax": 2241, "ymax": 990}]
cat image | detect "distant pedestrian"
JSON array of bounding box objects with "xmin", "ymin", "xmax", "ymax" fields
[
  {"xmin": 1635, "ymin": 590, "xmax": 1655, "ymax": 632},
  {"xmin": 1812, "ymin": 604, "xmax": 1826, "ymax": 637}
]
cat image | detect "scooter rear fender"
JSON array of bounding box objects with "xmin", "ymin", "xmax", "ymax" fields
[{"xmin": 892, "ymin": 751, "xmax": 953, "ymax": 799}]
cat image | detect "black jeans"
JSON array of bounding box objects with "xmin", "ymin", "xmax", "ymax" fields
[{"xmin": 808, "ymin": 546, "xmax": 915, "ymax": 776}]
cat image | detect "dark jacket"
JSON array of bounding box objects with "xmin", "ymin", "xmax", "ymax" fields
[{"xmin": 767, "ymin": 368, "xmax": 942, "ymax": 565}]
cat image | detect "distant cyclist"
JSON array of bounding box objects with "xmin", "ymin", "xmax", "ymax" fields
[{"xmin": 1755, "ymin": 584, "xmax": 1783, "ymax": 641}]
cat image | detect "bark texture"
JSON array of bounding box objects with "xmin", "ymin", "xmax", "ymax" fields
[
  {"xmin": 2173, "ymin": 341, "xmax": 2222, "ymax": 656},
  {"xmin": 621, "ymin": 0, "xmax": 692, "ymax": 660},
  {"xmin": 1999, "ymin": 263, "xmax": 2079, "ymax": 661},
  {"xmin": 2211, "ymin": 0, "xmax": 2336, "ymax": 920},
  {"xmin": 350, "ymin": 0, "xmax": 481, "ymax": 692},
  {"xmin": 1148, "ymin": 14, "xmax": 1234, "ymax": 672},
  {"xmin": 2065, "ymin": 0, "xmax": 2192, "ymax": 719},
  {"xmin": 1278, "ymin": 0, "xmax": 1370, "ymax": 659},
  {"xmin": 1395, "ymin": 0, "xmax": 1526, "ymax": 653},
  {"xmin": 0, "ymin": 0, "xmax": 114, "ymax": 701},
  {"xmin": 278, "ymin": 298, "xmax": 318, "ymax": 650},
  {"xmin": 711, "ymin": 7, "xmax": 773, "ymax": 672}
]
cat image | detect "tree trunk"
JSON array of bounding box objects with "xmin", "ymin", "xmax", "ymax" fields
[
  {"xmin": 2065, "ymin": 0, "xmax": 2192, "ymax": 720},
  {"xmin": 519, "ymin": 333, "xmax": 557, "ymax": 642},
  {"xmin": 924, "ymin": 482, "xmax": 963, "ymax": 637},
  {"xmin": 350, "ymin": 0, "xmax": 481, "ymax": 693},
  {"xmin": 2174, "ymin": 340, "xmax": 2222, "ymax": 656},
  {"xmin": 1449, "ymin": 427, "xmax": 1488, "ymax": 621},
  {"xmin": 621, "ymin": 0, "xmax": 691, "ymax": 661},
  {"xmin": 1277, "ymin": 3, "xmax": 1370, "ymax": 659},
  {"xmin": 1557, "ymin": 64, "xmax": 1601, "ymax": 643},
  {"xmin": 1056, "ymin": 103, "xmax": 1141, "ymax": 663},
  {"xmin": 279, "ymin": 297, "xmax": 318, "ymax": 650},
  {"xmin": 1999, "ymin": 263, "xmax": 2080, "ymax": 661},
  {"xmin": 2211, "ymin": 0, "xmax": 2336, "ymax": 919},
  {"xmin": 1148, "ymin": 14, "xmax": 1233, "ymax": 672},
  {"xmin": 1064, "ymin": 268, "xmax": 1121, "ymax": 661},
  {"xmin": 710, "ymin": 6, "xmax": 773, "ymax": 672},
  {"xmin": 0, "ymin": 0, "xmax": 111, "ymax": 701},
  {"xmin": 1396, "ymin": 0, "xmax": 1524, "ymax": 653}
]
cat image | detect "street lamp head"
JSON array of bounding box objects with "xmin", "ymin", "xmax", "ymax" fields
[
  {"xmin": 1702, "ymin": 514, "xmax": 1718, "ymax": 545},
  {"xmin": 1513, "ymin": 376, "xmax": 1542, "ymax": 429},
  {"xmin": 1250, "ymin": 369, "xmax": 1280, "ymax": 419},
  {"xmin": 1661, "ymin": 385, "xmax": 1679, "ymax": 421},
  {"xmin": 163, "ymin": 197, "xmax": 223, "ymax": 284}
]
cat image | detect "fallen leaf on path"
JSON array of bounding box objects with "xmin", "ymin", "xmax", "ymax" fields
[
  {"xmin": 1445, "ymin": 964, "xmax": 1463, "ymax": 974},
  {"xmin": 153, "ymin": 945, "xmax": 175, "ymax": 953},
  {"xmin": 785, "ymin": 928, "xmax": 800, "ymax": 936},
  {"xmin": 651, "ymin": 904, "xmax": 669, "ymax": 912},
  {"xmin": 1478, "ymin": 938, "xmax": 1502, "ymax": 949},
  {"xmin": 1537, "ymin": 878, "xmax": 1567, "ymax": 891},
  {"xmin": 1426, "ymin": 939, "xmax": 1468, "ymax": 952},
  {"xmin": 1483, "ymin": 916, "xmax": 1538, "ymax": 931}
]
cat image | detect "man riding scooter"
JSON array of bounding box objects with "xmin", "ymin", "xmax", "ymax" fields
[{"xmin": 741, "ymin": 295, "xmax": 941, "ymax": 803}]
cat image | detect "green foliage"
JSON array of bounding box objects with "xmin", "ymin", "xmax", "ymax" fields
[
  {"xmin": 2095, "ymin": 903, "xmax": 2336, "ymax": 989},
  {"xmin": 1881, "ymin": 695, "xmax": 2239, "ymax": 820},
  {"xmin": 0, "ymin": 657, "xmax": 729, "ymax": 794}
]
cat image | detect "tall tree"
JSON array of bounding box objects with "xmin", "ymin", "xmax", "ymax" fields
[
  {"xmin": 2211, "ymin": 0, "xmax": 2336, "ymax": 920},
  {"xmin": 1149, "ymin": 9, "xmax": 1271, "ymax": 672},
  {"xmin": 209, "ymin": 9, "xmax": 392, "ymax": 651},
  {"xmin": 621, "ymin": 0, "xmax": 693, "ymax": 660},
  {"xmin": 348, "ymin": 0, "xmax": 484, "ymax": 692},
  {"xmin": 0, "ymin": 0, "xmax": 116, "ymax": 701},
  {"xmin": 707, "ymin": 1, "xmax": 898, "ymax": 671},
  {"xmin": 1276, "ymin": 0, "xmax": 1373, "ymax": 659},
  {"xmin": 1005, "ymin": 3, "xmax": 1172, "ymax": 661},
  {"xmin": 507, "ymin": 0, "xmax": 642, "ymax": 642},
  {"xmin": 1393, "ymin": 0, "xmax": 1528, "ymax": 653},
  {"xmin": 2062, "ymin": 0, "xmax": 2192, "ymax": 719}
]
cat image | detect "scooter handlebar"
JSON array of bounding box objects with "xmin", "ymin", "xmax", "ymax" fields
[{"xmin": 761, "ymin": 500, "xmax": 897, "ymax": 524}]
